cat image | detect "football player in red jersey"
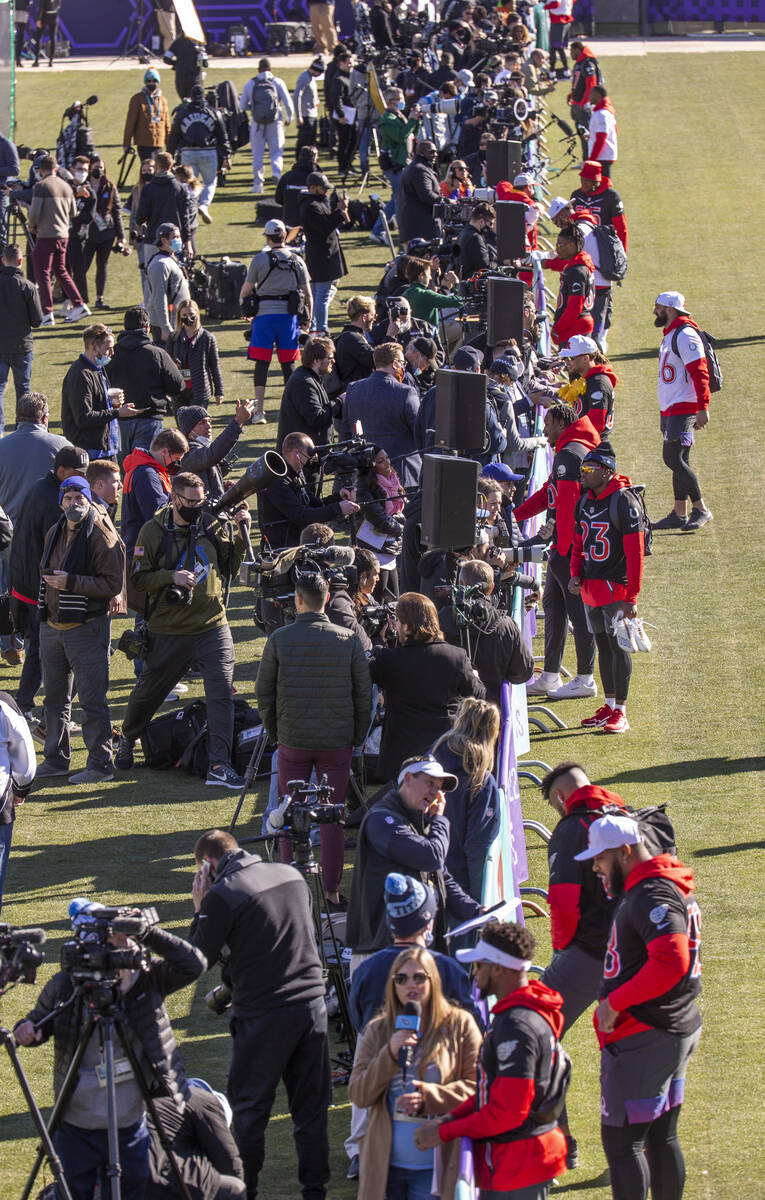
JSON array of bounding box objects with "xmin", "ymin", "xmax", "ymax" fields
[
  {"xmin": 575, "ymin": 815, "xmax": 701, "ymax": 1200},
  {"xmin": 570, "ymin": 447, "xmax": 645, "ymax": 734},
  {"xmin": 570, "ymin": 160, "xmax": 628, "ymax": 249},
  {"xmin": 559, "ymin": 335, "xmax": 618, "ymax": 435},
  {"xmin": 542, "ymin": 224, "xmax": 595, "ymax": 347}
]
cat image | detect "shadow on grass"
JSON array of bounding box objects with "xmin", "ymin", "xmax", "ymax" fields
[
  {"xmin": 554, "ymin": 1169, "xmax": 611, "ymax": 1192},
  {"xmin": 601, "ymin": 755, "xmax": 764, "ymax": 785},
  {"xmin": 694, "ymin": 839, "xmax": 765, "ymax": 857}
]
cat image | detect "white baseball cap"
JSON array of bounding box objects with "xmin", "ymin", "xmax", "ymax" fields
[
  {"xmin": 574, "ymin": 815, "xmax": 644, "ymax": 861},
  {"xmin": 655, "ymin": 291, "xmax": 689, "ymax": 315},
  {"xmin": 264, "ymin": 218, "xmax": 287, "ymax": 237},
  {"xmin": 513, "ymin": 172, "xmax": 532, "ymax": 188},
  {"xmin": 397, "ymin": 755, "xmax": 458, "ymax": 792},
  {"xmin": 548, "ymin": 196, "xmax": 570, "ymax": 220},
  {"xmin": 560, "ymin": 334, "xmax": 599, "ymax": 358}
]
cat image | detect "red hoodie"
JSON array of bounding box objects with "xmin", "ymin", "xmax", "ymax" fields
[
  {"xmin": 514, "ymin": 414, "xmax": 601, "ymax": 555},
  {"xmin": 440, "ymin": 981, "xmax": 568, "ymax": 1189},
  {"xmin": 571, "ymin": 473, "xmax": 644, "ymax": 606},
  {"xmin": 546, "ymin": 250, "xmax": 595, "ymax": 344},
  {"xmin": 549, "ymin": 785, "xmax": 627, "ymax": 951},
  {"xmin": 571, "ymin": 180, "xmax": 628, "ymax": 248},
  {"xmin": 123, "ymin": 448, "xmax": 171, "ymax": 497},
  {"xmin": 569, "ymin": 45, "xmax": 601, "ymax": 106}
]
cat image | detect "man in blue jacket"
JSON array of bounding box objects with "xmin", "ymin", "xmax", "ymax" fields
[{"xmin": 341, "ymin": 341, "xmax": 422, "ymax": 487}]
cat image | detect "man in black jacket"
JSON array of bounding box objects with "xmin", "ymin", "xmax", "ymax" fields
[
  {"xmin": 346, "ymin": 755, "xmax": 482, "ymax": 958},
  {"xmin": 275, "ymin": 145, "xmax": 318, "ymax": 226},
  {"xmin": 257, "ymin": 431, "xmax": 359, "ymax": 550},
  {"xmin": 299, "ymin": 172, "xmax": 349, "ymax": 334},
  {"xmin": 457, "ymin": 201, "xmax": 497, "ymax": 278},
  {"xmin": 14, "ymin": 915, "xmax": 205, "ymax": 1200},
  {"xmin": 135, "ymin": 151, "xmax": 192, "ymax": 253},
  {"xmin": 438, "ymin": 558, "xmax": 534, "ymax": 704},
  {"xmin": 61, "ymin": 324, "xmax": 147, "ymax": 459},
  {"xmin": 0, "ymin": 243, "xmax": 43, "ymax": 432},
  {"xmin": 397, "ymin": 141, "xmax": 442, "ymax": 248},
  {"xmin": 168, "ymin": 84, "xmax": 231, "ymax": 222},
  {"xmin": 190, "ymin": 828, "xmax": 331, "ymax": 1200},
  {"xmin": 165, "ymin": 33, "xmax": 209, "ymax": 101},
  {"xmin": 276, "ymin": 336, "xmax": 335, "ymax": 446},
  {"xmin": 177, "ymin": 400, "xmax": 254, "ymax": 504},
  {"xmin": 109, "ymin": 306, "xmax": 185, "ymax": 459},
  {"xmin": 146, "ymin": 1083, "xmax": 245, "ymax": 1199}
]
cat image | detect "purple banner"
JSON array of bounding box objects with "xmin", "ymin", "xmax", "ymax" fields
[
  {"xmin": 500, "ymin": 684, "xmax": 530, "ymax": 887},
  {"xmin": 575, "ymin": 0, "xmax": 765, "ymax": 19}
]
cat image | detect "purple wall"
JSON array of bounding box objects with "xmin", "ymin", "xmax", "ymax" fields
[{"xmin": 574, "ymin": 0, "xmax": 765, "ymax": 19}]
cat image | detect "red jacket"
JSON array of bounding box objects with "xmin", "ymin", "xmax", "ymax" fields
[
  {"xmin": 440, "ymin": 981, "xmax": 568, "ymax": 1190},
  {"xmin": 548, "ymin": 785, "xmax": 627, "ymax": 952},
  {"xmin": 546, "ymin": 250, "xmax": 595, "ymax": 344},
  {"xmin": 514, "ymin": 414, "xmax": 600, "ymax": 555},
  {"xmin": 123, "ymin": 447, "xmax": 171, "ymax": 497},
  {"xmin": 570, "ymin": 180, "xmax": 628, "ymax": 248},
  {"xmin": 571, "ymin": 473, "xmax": 644, "ymax": 606},
  {"xmin": 569, "ymin": 45, "xmax": 601, "ymax": 107}
]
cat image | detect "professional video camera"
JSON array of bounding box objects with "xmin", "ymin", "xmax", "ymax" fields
[
  {"xmin": 451, "ymin": 582, "xmax": 495, "ymax": 627},
  {"xmin": 265, "ymin": 777, "xmax": 345, "ymax": 845},
  {"xmin": 316, "ymin": 437, "xmax": 377, "ymax": 490},
  {"xmin": 0, "ymin": 924, "xmax": 46, "ymax": 990},
  {"xmin": 60, "ymin": 904, "xmax": 158, "ymax": 985},
  {"xmin": 357, "ymin": 599, "xmax": 397, "ymax": 643}
]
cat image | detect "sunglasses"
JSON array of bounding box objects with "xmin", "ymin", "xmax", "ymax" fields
[
  {"xmin": 394, "ymin": 972, "xmax": 429, "ymax": 986},
  {"xmin": 580, "ymin": 463, "xmax": 605, "ymax": 475}
]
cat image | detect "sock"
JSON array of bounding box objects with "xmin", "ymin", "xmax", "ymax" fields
[
  {"xmin": 577, "ymin": 674, "xmax": 595, "ymax": 686},
  {"xmin": 605, "ymin": 696, "xmax": 615, "ymax": 710},
  {"xmin": 539, "ymin": 671, "xmax": 559, "ymax": 683},
  {"xmin": 614, "ymin": 703, "xmax": 626, "ymax": 714}
]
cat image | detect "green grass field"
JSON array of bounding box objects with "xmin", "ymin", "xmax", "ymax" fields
[{"xmin": 0, "ymin": 50, "xmax": 763, "ymax": 1200}]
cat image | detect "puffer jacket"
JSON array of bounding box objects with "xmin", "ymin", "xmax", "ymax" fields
[
  {"xmin": 16, "ymin": 927, "xmax": 205, "ymax": 1112},
  {"xmin": 255, "ymin": 611, "xmax": 372, "ymax": 750}
]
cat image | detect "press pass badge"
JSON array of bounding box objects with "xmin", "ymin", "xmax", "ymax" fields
[{"xmin": 96, "ymin": 1057, "xmax": 135, "ymax": 1086}]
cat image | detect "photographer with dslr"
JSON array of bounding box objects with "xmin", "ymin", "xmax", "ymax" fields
[
  {"xmin": 258, "ymin": 432, "xmax": 359, "ymax": 550},
  {"xmin": 457, "ymin": 200, "xmax": 496, "ymax": 278},
  {"xmin": 14, "ymin": 903, "xmax": 205, "ymax": 1200},
  {"xmin": 368, "ymin": 89, "xmax": 421, "ymax": 247},
  {"xmin": 439, "ymin": 559, "xmax": 534, "ymax": 705},
  {"xmin": 190, "ymin": 827, "xmax": 331, "ymax": 1200},
  {"xmin": 116, "ymin": 471, "xmax": 249, "ymax": 789}
]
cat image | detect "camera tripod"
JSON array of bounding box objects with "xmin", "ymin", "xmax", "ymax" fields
[
  {"xmin": 21, "ymin": 982, "xmax": 192, "ymax": 1200},
  {"xmin": 114, "ymin": 0, "xmax": 153, "ymax": 64},
  {"xmin": 228, "ymin": 725, "xmax": 270, "ymax": 835},
  {"xmin": 0, "ymin": 1025, "xmax": 75, "ymax": 1200}
]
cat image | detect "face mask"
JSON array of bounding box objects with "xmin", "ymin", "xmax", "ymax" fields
[
  {"xmin": 90, "ymin": 166, "xmax": 102, "ymax": 179},
  {"xmin": 424, "ymin": 929, "xmax": 434, "ymax": 948},
  {"xmin": 182, "ymin": 316, "xmax": 196, "ymax": 327},
  {"xmin": 95, "ymin": 353, "xmax": 110, "ymax": 368},
  {"xmin": 170, "ymin": 237, "xmax": 183, "ymax": 253},
  {"xmin": 145, "ymin": 82, "xmax": 157, "ymax": 92},
  {"xmin": 141, "ymin": 171, "xmax": 154, "ymax": 182},
  {"xmin": 66, "ymin": 500, "xmax": 89, "ymax": 524},
  {"xmin": 73, "ymin": 170, "xmax": 87, "ymax": 183},
  {"xmin": 411, "ymin": 366, "xmax": 422, "ymax": 376},
  {"xmin": 397, "ymin": 100, "xmax": 406, "ymax": 111},
  {"xmin": 177, "ymin": 503, "xmax": 202, "ymax": 523}
]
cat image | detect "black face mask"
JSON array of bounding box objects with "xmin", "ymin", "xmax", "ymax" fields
[
  {"xmin": 177, "ymin": 503, "xmax": 203, "ymax": 523},
  {"xmin": 182, "ymin": 316, "xmax": 196, "ymax": 327},
  {"xmin": 145, "ymin": 82, "xmax": 157, "ymax": 93},
  {"xmin": 91, "ymin": 166, "xmax": 102, "ymax": 179}
]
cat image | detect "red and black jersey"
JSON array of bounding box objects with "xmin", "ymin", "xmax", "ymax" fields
[
  {"xmin": 572, "ymin": 365, "xmax": 617, "ymax": 434},
  {"xmin": 570, "ymin": 47, "xmax": 603, "ymax": 106},
  {"xmin": 571, "ymin": 474, "xmax": 644, "ymax": 607},
  {"xmin": 440, "ymin": 982, "xmax": 568, "ymax": 1191},
  {"xmin": 548, "ymin": 785, "xmax": 626, "ymax": 957},
  {"xmin": 551, "ymin": 252, "xmax": 595, "ymax": 345},
  {"xmin": 570, "ymin": 181, "xmax": 628, "ymax": 249},
  {"xmin": 514, "ymin": 414, "xmax": 600, "ymax": 556},
  {"xmin": 597, "ymin": 856, "xmax": 702, "ymax": 1046}
]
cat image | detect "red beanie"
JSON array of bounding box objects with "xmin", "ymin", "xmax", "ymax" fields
[{"xmin": 580, "ymin": 160, "xmax": 602, "ymax": 181}]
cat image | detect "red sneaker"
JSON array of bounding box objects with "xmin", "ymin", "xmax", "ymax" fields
[
  {"xmin": 599, "ymin": 711, "xmax": 630, "ymax": 734},
  {"xmin": 581, "ymin": 704, "xmax": 613, "ymax": 728}
]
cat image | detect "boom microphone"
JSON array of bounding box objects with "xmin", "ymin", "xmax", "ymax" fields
[
  {"xmin": 553, "ymin": 113, "xmax": 576, "ymax": 139},
  {"xmin": 0, "ymin": 926, "xmax": 46, "ymax": 945}
]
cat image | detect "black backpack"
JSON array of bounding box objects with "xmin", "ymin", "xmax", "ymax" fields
[
  {"xmin": 141, "ymin": 698, "xmax": 266, "ymax": 777},
  {"xmin": 596, "ymin": 802, "xmax": 677, "ymax": 857},
  {"xmin": 609, "ymin": 483, "xmax": 653, "ymax": 557},
  {"xmin": 592, "ymin": 223, "xmax": 628, "ymax": 282},
  {"xmin": 670, "ymin": 327, "xmax": 723, "ymax": 394}
]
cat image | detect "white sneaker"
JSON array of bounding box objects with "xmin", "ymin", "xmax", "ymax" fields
[
  {"xmin": 65, "ymin": 302, "xmax": 92, "ymax": 322},
  {"xmin": 57, "ymin": 299, "xmax": 73, "ymax": 315},
  {"xmin": 163, "ymin": 690, "xmax": 181, "ymax": 703},
  {"xmin": 252, "ymin": 411, "xmax": 267, "ymax": 425},
  {"xmin": 547, "ymin": 676, "xmax": 598, "ymax": 700},
  {"xmin": 199, "ymin": 205, "xmax": 212, "ymax": 224},
  {"xmin": 630, "ymin": 618, "xmax": 652, "ymax": 653},
  {"xmin": 526, "ymin": 672, "xmax": 561, "ymax": 696},
  {"xmin": 40, "ymin": 313, "xmax": 55, "ymax": 327}
]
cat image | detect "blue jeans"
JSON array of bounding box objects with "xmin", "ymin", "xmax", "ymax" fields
[
  {"xmin": 180, "ymin": 146, "xmax": 220, "ymax": 208},
  {"xmin": 54, "ymin": 1118, "xmax": 150, "ymax": 1200},
  {"xmin": 311, "ymin": 280, "xmax": 338, "ymax": 333},
  {"xmin": 0, "ymin": 820, "xmax": 13, "ymax": 911},
  {"xmin": 118, "ymin": 416, "xmax": 164, "ymax": 461},
  {"xmin": 372, "ymin": 166, "xmax": 404, "ymax": 237},
  {"xmin": 0, "ymin": 347, "xmax": 33, "ymax": 435},
  {"xmin": 385, "ymin": 1165, "xmax": 434, "ymax": 1199}
]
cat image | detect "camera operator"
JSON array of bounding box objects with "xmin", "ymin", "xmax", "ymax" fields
[
  {"xmin": 14, "ymin": 906, "xmax": 205, "ymax": 1199},
  {"xmin": 256, "ymin": 571, "xmax": 372, "ymax": 906},
  {"xmin": 145, "ymin": 223, "xmax": 192, "ymax": 346},
  {"xmin": 438, "ymin": 559, "xmax": 534, "ymax": 704},
  {"xmin": 396, "ymin": 50, "xmax": 433, "ymax": 106},
  {"xmin": 370, "ymin": 295, "xmax": 442, "ymax": 363},
  {"xmin": 404, "ymin": 335, "xmax": 438, "ymax": 395},
  {"xmin": 457, "ymin": 200, "xmax": 496, "ymax": 278},
  {"xmin": 116, "ymin": 470, "xmax": 249, "ymax": 789},
  {"xmin": 0, "ymin": 131, "xmax": 20, "ymax": 253},
  {"xmin": 397, "ymin": 140, "xmax": 442, "ymax": 250},
  {"xmin": 257, "ymin": 431, "xmax": 359, "ymax": 550},
  {"xmin": 190, "ymin": 829, "xmax": 331, "ymax": 1200},
  {"xmin": 299, "ymin": 171, "xmax": 349, "ymax": 334},
  {"xmin": 164, "ymin": 32, "xmax": 209, "ymax": 102},
  {"xmin": 402, "ymin": 258, "xmax": 463, "ymax": 357},
  {"xmin": 277, "ymin": 336, "xmax": 336, "ymax": 446},
  {"xmin": 334, "ymin": 295, "xmax": 376, "ymax": 387},
  {"xmin": 177, "ymin": 400, "xmax": 254, "ymax": 504}
]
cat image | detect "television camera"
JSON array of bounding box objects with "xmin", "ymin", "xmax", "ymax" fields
[
  {"xmin": 0, "ymin": 923, "xmax": 46, "ymax": 991},
  {"xmin": 60, "ymin": 903, "xmax": 159, "ymax": 989}
]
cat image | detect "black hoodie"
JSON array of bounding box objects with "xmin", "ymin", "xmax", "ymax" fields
[{"xmin": 109, "ymin": 328, "xmax": 185, "ymax": 418}]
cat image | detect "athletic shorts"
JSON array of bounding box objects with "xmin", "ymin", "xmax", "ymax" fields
[
  {"xmin": 660, "ymin": 413, "xmax": 695, "ymax": 446},
  {"xmin": 247, "ymin": 312, "xmax": 300, "ymax": 363},
  {"xmin": 585, "ymin": 600, "xmax": 629, "ymax": 637},
  {"xmin": 600, "ymin": 1025, "xmax": 701, "ymax": 1127}
]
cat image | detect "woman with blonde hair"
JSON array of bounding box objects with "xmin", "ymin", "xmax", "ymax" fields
[
  {"xmin": 349, "ymin": 945, "xmax": 482, "ymax": 1199},
  {"xmin": 439, "ymin": 160, "xmax": 474, "ymax": 200},
  {"xmin": 371, "ymin": 593, "xmax": 485, "ymax": 781},
  {"xmin": 431, "ymin": 697, "xmax": 501, "ymax": 905},
  {"xmin": 166, "ymin": 297, "xmax": 224, "ymax": 412}
]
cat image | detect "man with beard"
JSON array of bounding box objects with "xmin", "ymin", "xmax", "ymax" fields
[
  {"xmin": 414, "ymin": 920, "xmax": 568, "ymax": 1198},
  {"xmin": 651, "ymin": 291, "xmax": 713, "ymax": 533},
  {"xmin": 574, "ymin": 816, "xmax": 702, "ymax": 1200},
  {"xmin": 558, "ymin": 335, "xmax": 617, "ymax": 436}
]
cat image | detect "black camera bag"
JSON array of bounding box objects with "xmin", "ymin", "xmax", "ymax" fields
[{"xmin": 141, "ymin": 698, "xmax": 267, "ymax": 776}]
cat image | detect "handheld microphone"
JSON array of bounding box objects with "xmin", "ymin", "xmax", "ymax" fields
[{"xmin": 395, "ymin": 1000, "xmax": 422, "ymax": 1083}]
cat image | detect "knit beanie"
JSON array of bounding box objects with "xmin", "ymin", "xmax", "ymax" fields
[{"xmin": 385, "ymin": 873, "xmax": 437, "ymax": 937}]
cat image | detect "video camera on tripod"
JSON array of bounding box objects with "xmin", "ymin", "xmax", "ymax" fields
[
  {"xmin": 60, "ymin": 901, "xmax": 159, "ymax": 987},
  {"xmin": 314, "ymin": 437, "xmax": 377, "ymax": 491},
  {"xmin": 0, "ymin": 923, "xmax": 46, "ymax": 991},
  {"xmin": 265, "ymin": 776, "xmax": 345, "ymax": 846}
]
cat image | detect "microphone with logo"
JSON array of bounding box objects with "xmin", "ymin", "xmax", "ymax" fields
[{"xmin": 395, "ymin": 1000, "xmax": 422, "ymax": 1083}]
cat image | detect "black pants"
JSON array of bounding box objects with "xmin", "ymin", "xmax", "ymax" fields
[
  {"xmin": 601, "ymin": 1107, "xmax": 685, "ymax": 1200},
  {"xmin": 83, "ymin": 241, "xmax": 112, "ymax": 298},
  {"xmin": 228, "ymin": 997, "xmax": 330, "ymax": 1200},
  {"xmin": 34, "ymin": 14, "xmax": 58, "ymax": 64},
  {"xmin": 297, "ymin": 119, "xmax": 318, "ymax": 156},
  {"xmin": 543, "ymin": 548, "xmax": 595, "ymax": 676},
  {"xmin": 17, "ymin": 605, "xmax": 42, "ymax": 712},
  {"xmin": 335, "ymin": 121, "xmax": 356, "ymax": 177},
  {"xmin": 601, "ymin": 161, "xmax": 613, "ymax": 179},
  {"xmin": 67, "ymin": 236, "xmax": 89, "ymax": 304},
  {"xmin": 585, "ymin": 601, "xmax": 632, "ymax": 703},
  {"xmin": 662, "ymin": 441, "xmax": 701, "ymax": 503},
  {"xmin": 122, "ymin": 622, "xmax": 235, "ymax": 765}
]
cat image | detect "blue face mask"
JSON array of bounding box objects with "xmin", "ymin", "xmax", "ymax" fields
[
  {"xmin": 397, "ymin": 100, "xmax": 406, "ymax": 111},
  {"xmin": 95, "ymin": 353, "xmax": 110, "ymax": 368},
  {"xmin": 170, "ymin": 237, "xmax": 183, "ymax": 253},
  {"xmin": 412, "ymin": 366, "xmax": 422, "ymax": 376}
]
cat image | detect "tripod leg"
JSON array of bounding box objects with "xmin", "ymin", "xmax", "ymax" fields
[
  {"xmin": 310, "ymin": 869, "xmax": 357, "ymax": 1057},
  {"xmin": 115, "ymin": 1016, "xmax": 194, "ymax": 1200},
  {"xmin": 1, "ymin": 1030, "xmax": 75, "ymax": 1200},
  {"xmin": 228, "ymin": 729, "xmax": 267, "ymax": 834},
  {"xmin": 20, "ymin": 1014, "xmax": 97, "ymax": 1200},
  {"xmin": 99, "ymin": 1019, "xmax": 123, "ymax": 1200}
]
